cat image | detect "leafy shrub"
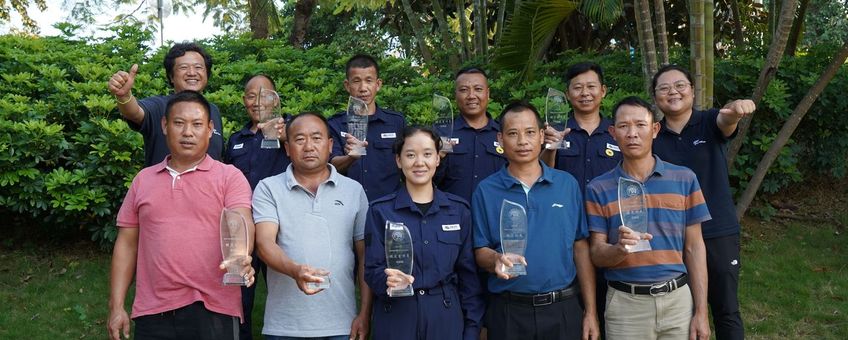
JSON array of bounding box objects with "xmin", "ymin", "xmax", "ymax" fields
[{"xmin": 1, "ymin": 23, "xmax": 846, "ymax": 246}]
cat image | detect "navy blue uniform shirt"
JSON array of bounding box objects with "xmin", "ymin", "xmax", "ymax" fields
[
  {"xmin": 653, "ymin": 108, "xmax": 740, "ymax": 239},
  {"xmin": 364, "ymin": 187, "xmax": 484, "ymax": 340},
  {"xmin": 327, "ymin": 105, "xmax": 406, "ymax": 201},
  {"xmin": 435, "ymin": 113, "xmax": 507, "ymax": 203},
  {"xmin": 224, "ymin": 120, "xmax": 291, "ymax": 190},
  {"xmin": 553, "ymin": 116, "xmax": 621, "ymax": 192}
]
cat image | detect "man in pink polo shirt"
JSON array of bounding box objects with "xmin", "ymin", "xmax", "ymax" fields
[{"xmin": 108, "ymin": 90, "xmax": 256, "ymax": 340}]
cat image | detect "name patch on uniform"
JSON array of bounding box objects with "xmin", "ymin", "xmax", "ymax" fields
[
  {"xmin": 606, "ymin": 143, "xmax": 620, "ymax": 152},
  {"xmin": 233, "ymin": 143, "xmax": 244, "ymax": 150},
  {"xmin": 381, "ymin": 132, "xmax": 397, "ymax": 139},
  {"xmin": 442, "ymin": 224, "xmax": 461, "ymax": 231}
]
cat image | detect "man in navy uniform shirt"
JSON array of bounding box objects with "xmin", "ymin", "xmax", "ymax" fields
[
  {"xmin": 224, "ymin": 74, "xmax": 290, "ymax": 340},
  {"xmin": 435, "ymin": 66, "xmax": 507, "ymax": 203},
  {"xmin": 328, "ymin": 54, "xmax": 406, "ymax": 201},
  {"xmin": 651, "ymin": 64, "xmax": 755, "ymax": 340}
]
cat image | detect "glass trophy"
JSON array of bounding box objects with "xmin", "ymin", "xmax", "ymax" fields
[
  {"xmin": 544, "ymin": 87, "xmax": 570, "ymax": 150},
  {"xmin": 618, "ymin": 177, "xmax": 652, "ymax": 252},
  {"xmin": 385, "ymin": 221, "xmax": 414, "ymax": 297},
  {"xmin": 346, "ymin": 96, "xmax": 369, "ymax": 156},
  {"xmin": 259, "ymin": 87, "xmax": 282, "ymax": 149},
  {"xmin": 302, "ymin": 214, "xmax": 332, "ymax": 290},
  {"xmin": 220, "ymin": 208, "xmax": 249, "ymax": 286},
  {"xmin": 499, "ymin": 199, "xmax": 528, "ymax": 276},
  {"xmin": 432, "ymin": 94, "xmax": 454, "ymax": 153}
]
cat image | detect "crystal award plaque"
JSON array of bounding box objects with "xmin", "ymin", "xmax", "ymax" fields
[
  {"xmin": 385, "ymin": 221, "xmax": 414, "ymax": 297},
  {"xmin": 618, "ymin": 177, "xmax": 652, "ymax": 252},
  {"xmin": 544, "ymin": 87, "xmax": 570, "ymax": 150},
  {"xmin": 499, "ymin": 199, "xmax": 528, "ymax": 276},
  {"xmin": 346, "ymin": 96, "xmax": 369, "ymax": 156},
  {"xmin": 220, "ymin": 208, "xmax": 249, "ymax": 285},
  {"xmin": 259, "ymin": 87, "xmax": 282, "ymax": 149},
  {"xmin": 302, "ymin": 214, "xmax": 332, "ymax": 290},
  {"xmin": 432, "ymin": 94, "xmax": 454, "ymax": 153}
]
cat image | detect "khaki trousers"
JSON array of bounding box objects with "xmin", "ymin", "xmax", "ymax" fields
[{"xmin": 605, "ymin": 284, "xmax": 693, "ymax": 340}]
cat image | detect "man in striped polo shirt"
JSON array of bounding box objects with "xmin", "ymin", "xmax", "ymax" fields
[{"xmin": 585, "ymin": 96, "xmax": 711, "ymax": 340}]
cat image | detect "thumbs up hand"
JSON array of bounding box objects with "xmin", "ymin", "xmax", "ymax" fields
[{"xmin": 108, "ymin": 64, "xmax": 139, "ymax": 102}]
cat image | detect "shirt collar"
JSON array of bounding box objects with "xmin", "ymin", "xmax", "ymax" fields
[
  {"xmin": 155, "ymin": 155, "xmax": 213, "ymax": 173},
  {"xmin": 566, "ymin": 116, "xmax": 614, "ymax": 135},
  {"xmin": 283, "ymin": 163, "xmax": 339, "ymax": 191},
  {"xmin": 613, "ymin": 155, "xmax": 667, "ymax": 180},
  {"xmin": 497, "ymin": 161, "xmax": 554, "ymax": 188},
  {"xmin": 661, "ymin": 109, "xmax": 703, "ymax": 133},
  {"xmin": 456, "ymin": 112, "xmax": 499, "ymax": 132},
  {"xmin": 392, "ymin": 185, "xmax": 451, "ymax": 215}
]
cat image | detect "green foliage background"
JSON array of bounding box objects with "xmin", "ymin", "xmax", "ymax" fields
[{"xmin": 1, "ymin": 23, "xmax": 846, "ymax": 246}]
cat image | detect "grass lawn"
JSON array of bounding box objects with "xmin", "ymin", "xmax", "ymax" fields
[{"xmin": 1, "ymin": 214, "xmax": 845, "ymax": 339}]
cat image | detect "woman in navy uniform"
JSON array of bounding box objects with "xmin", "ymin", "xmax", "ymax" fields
[{"xmin": 365, "ymin": 127, "xmax": 484, "ymax": 340}]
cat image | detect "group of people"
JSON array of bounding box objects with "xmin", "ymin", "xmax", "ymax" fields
[{"xmin": 106, "ymin": 42, "xmax": 754, "ymax": 340}]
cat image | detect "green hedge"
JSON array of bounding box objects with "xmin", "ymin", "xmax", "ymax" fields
[{"xmin": 1, "ymin": 24, "xmax": 846, "ymax": 246}]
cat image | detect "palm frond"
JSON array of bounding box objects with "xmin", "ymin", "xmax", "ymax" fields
[{"xmin": 579, "ymin": 0, "xmax": 622, "ymax": 26}]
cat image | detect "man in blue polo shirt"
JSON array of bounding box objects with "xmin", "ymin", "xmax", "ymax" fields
[
  {"xmin": 224, "ymin": 74, "xmax": 291, "ymax": 340},
  {"xmin": 328, "ymin": 54, "xmax": 406, "ymax": 201},
  {"xmin": 542, "ymin": 62, "xmax": 621, "ymax": 191},
  {"xmin": 651, "ymin": 65, "xmax": 755, "ymax": 340},
  {"xmin": 586, "ymin": 96, "xmax": 710, "ymax": 340},
  {"xmin": 435, "ymin": 66, "xmax": 507, "ymax": 203},
  {"xmin": 472, "ymin": 101, "xmax": 598, "ymax": 340}
]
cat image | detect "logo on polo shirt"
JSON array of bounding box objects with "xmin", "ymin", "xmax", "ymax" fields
[
  {"xmin": 334, "ymin": 200, "xmax": 344, "ymax": 206},
  {"xmin": 551, "ymin": 203, "xmax": 563, "ymax": 208},
  {"xmin": 693, "ymin": 139, "xmax": 707, "ymax": 146}
]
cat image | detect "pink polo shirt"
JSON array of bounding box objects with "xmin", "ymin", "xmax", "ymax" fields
[{"xmin": 116, "ymin": 155, "xmax": 252, "ymax": 320}]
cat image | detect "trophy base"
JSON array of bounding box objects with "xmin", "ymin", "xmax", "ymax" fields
[
  {"xmin": 502, "ymin": 264, "xmax": 527, "ymax": 276},
  {"xmin": 261, "ymin": 139, "xmax": 280, "ymax": 149},
  {"xmin": 306, "ymin": 275, "xmax": 331, "ymax": 290},
  {"xmin": 351, "ymin": 145, "xmax": 367, "ymax": 156},
  {"xmin": 388, "ymin": 285, "xmax": 414, "ymax": 298},
  {"xmin": 222, "ymin": 273, "xmax": 247, "ymax": 286},
  {"xmin": 440, "ymin": 137, "xmax": 454, "ymax": 153},
  {"xmin": 625, "ymin": 239, "xmax": 652, "ymax": 253},
  {"xmin": 545, "ymin": 140, "xmax": 570, "ymax": 150}
]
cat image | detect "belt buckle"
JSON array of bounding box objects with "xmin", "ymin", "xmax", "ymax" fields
[
  {"xmin": 649, "ymin": 282, "xmax": 670, "ymax": 296},
  {"xmin": 532, "ymin": 292, "xmax": 554, "ymax": 306}
]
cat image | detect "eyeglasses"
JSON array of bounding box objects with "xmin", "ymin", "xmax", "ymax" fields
[{"xmin": 654, "ymin": 81, "xmax": 691, "ymax": 95}]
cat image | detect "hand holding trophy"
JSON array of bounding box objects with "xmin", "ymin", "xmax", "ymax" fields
[
  {"xmin": 220, "ymin": 208, "xmax": 250, "ymax": 285},
  {"xmin": 618, "ymin": 178, "xmax": 652, "ymax": 253},
  {"xmin": 432, "ymin": 94, "xmax": 455, "ymax": 153},
  {"xmin": 258, "ymin": 87, "xmax": 283, "ymax": 149},
  {"xmin": 346, "ymin": 96, "xmax": 369, "ymax": 156},
  {"xmin": 544, "ymin": 88, "xmax": 570, "ymax": 150},
  {"xmin": 499, "ymin": 200, "xmax": 528, "ymax": 277},
  {"xmin": 385, "ymin": 221, "xmax": 414, "ymax": 297}
]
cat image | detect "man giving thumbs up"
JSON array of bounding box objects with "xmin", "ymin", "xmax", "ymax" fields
[{"xmin": 108, "ymin": 42, "xmax": 224, "ymax": 166}]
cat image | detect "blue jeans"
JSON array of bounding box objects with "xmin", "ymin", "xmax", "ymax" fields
[{"xmin": 264, "ymin": 336, "xmax": 348, "ymax": 340}]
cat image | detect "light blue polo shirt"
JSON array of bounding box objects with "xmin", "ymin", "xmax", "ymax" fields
[{"xmin": 471, "ymin": 162, "xmax": 588, "ymax": 294}]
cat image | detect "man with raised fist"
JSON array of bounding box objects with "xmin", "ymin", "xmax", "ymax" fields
[{"xmin": 108, "ymin": 42, "xmax": 224, "ymax": 166}]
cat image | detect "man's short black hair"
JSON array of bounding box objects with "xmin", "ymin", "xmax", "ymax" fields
[
  {"xmin": 611, "ymin": 96, "xmax": 657, "ymax": 123},
  {"xmin": 498, "ymin": 100, "xmax": 544, "ymax": 129},
  {"xmin": 565, "ymin": 62, "xmax": 605, "ymax": 86},
  {"xmin": 345, "ymin": 54, "xmax": 380, "ymax": 78},
  {"xmin": 285, "ymin": 112, "xmax": 331, "ymax": 141},
  {"xmin": 243, "ymin": 73, "xmax": 277, "ymax": 90},
  {"xmin": 164, "ymin": 42, "xmax": 213, "ymax": 88},
  {"xmin": 165, "ymin": 90, "xmax": 211, "ymax": 121},
  {"xmin": 455, "ymin": 66, "xmax": 489, "ymax": 80},
  {"xmin": 651, "ymin": 64, "xmax": 694, "ymax": 96}
]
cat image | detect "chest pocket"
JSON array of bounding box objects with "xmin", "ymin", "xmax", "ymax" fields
[
  {"xmin": 432, "ymin": 223, "xmax": 463, "ymax": 271},
  {"xmin": 371, "ymin": 139, "xmax": 394, "ymax": 150}
]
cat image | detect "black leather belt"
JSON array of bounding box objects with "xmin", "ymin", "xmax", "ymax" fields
[
  {"xmin": 499, "ymin": 284, "xmax": 579, "ymax": 307},
  {"xmin": 608, "ymin": 274, "xmax": 688, "ymax": 296}
]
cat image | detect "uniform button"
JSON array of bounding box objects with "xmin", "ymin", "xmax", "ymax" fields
[
  {"xmin": 364, "ymin": 170, "xmax": 368, "ymax": 173},
  {"xmin": 678, "ymin": 137, "xmax": 682, "ymax": 140},
  {"xmin": 424, "ymin": 240, "xmax": 430, "ymax": 245},
  {"xmin": 419, "ymin": 290, "xmax": 425, "ymax": 295},
  {"xmin": 474, "ymin": 175, "xmax": 478, "ymax": 178},
  {"xmin": 475, "ymin": 155, "xmax": 479, "ymax": 158}
]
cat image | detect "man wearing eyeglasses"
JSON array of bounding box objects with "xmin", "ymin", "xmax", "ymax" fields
[{"xmin": 650, "ymin": 65, "xmax": 755, "ymax": 340}]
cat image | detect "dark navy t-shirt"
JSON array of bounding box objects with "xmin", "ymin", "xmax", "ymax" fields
[
  {"xmin": 552, "ymin": 117, "xmax": 621, "ymax": 193},
  {"xmin": 130, "ymin": 95, "xmax": 224, "ymax": 167},
  {"xmin": 435, "ymin": 113, "xmax": 507, "ymax": 203},
  {"xmin": 653, "ymin": 108, "xmax": 740, "ymax": 239}
]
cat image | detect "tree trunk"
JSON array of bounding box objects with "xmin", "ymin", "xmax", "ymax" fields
[
  {"xmin": 689, "ymin": 0, "xmax": 706, "ymax": 110},
  {"xmin": 473, "ymin": 0, "xmax": 483, "ymax": 56},
  {"xmin": 634, "ymin": 0, "xmax": 658, "ymax": 97},
  {"xmin": 654, "ymin": 0, "xmax": 670, "ymax": 65},
  {"xmin": 785, "ymin": 0, "xmax": 809, "ymax": 56},
  {"xmin": 495, "ymin": 0, "xmax": 508, "ymax": 46},
  {"xmin": 456, "ymin": 0, "xmax": 471, "ymax": 60},
  {"xmin": 400, "ymin": 0, "xmax": 437, "ymax": 73},
  {"xmin": 726, "ymin": 0, "xmax": 798, "ymax": 167},
  {"xmin": 704, "ymin": 0, "xmax": 715, "ymax": 107},
  {"xmin": 729, "ymin": 0, "xmax": 745, "ymax": 49},
  {"xmin": 249, "ymin": 0, "xmax": 271, "ymax": 39},
  {"xmin": 433, "ymin": 0, "xmax": 460, "ymax": 70},
  {"xmin": 735, "ymin": 41, "xmax": 848, "ymax": 219},
  {"xmin": 290, "ymin": 0, "xmax": 316, "ymax": 47}
]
